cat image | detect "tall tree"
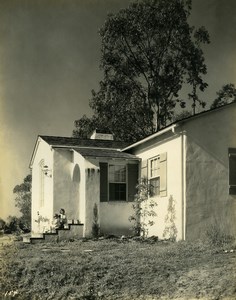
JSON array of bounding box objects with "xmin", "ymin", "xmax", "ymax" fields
[
  {"xmin": 13, "ymin": 174, "xmax": 32, "ymax": 229},
  {"xmin": 210, "ymin": 83, "xmax": 236, "ymax": 109},
  {"xmin": 73, "ymin": 0, "xmax": 209, "ymax": 142},
  {"xmin": 73, "ymin": 78, "xmax": 153, "ymax": 141}
]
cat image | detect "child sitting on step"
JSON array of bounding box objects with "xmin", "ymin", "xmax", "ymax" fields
[{"xmin": 59, "ymin": 208, "xmax": 67, "ymax": 228}]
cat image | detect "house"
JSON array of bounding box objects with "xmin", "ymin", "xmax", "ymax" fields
[
  {"xmin": 30, "ymin": 102, "xmax": 236, "ymax": 241},
  {"xmin": 125, "ymin": 102, "xmax": 236, "ymax": 240},
  {"xmin": 30, "ymin": 131, "xmax": 140, "ymax": 238}
]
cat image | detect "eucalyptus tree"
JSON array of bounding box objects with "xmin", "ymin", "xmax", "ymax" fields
[
  {"xmin": 13, "ymin": 174, "xmax": 32, "ymax": 229},
  {"xmin": 73, "ymin": 0, "xmax": 209, "ymax": 141},
  {"xmin": 210, "ymin": 83, "xmax": 236, "ymax": 109}
]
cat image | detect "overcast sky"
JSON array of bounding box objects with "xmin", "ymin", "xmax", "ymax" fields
[{"xmin": 0, "ymin": 0, "xmax": 236, "ymax": 220}]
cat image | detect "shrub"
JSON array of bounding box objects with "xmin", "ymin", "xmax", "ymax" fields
[
  {"xmin": 204, "ymin": 222, "xmax": 235, "ymax": 247},
  {"xmin": 129, "ymin": 177, "xmax": 157, "ymax": 237},
  {"xmin": 92, "ymin": 203, "xmax": 100, "ymax": 238}
]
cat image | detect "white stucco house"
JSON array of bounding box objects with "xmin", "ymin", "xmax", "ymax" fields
[{"xmin": 30, "ymin": 102, "xmax": 236, "ymax": 241}]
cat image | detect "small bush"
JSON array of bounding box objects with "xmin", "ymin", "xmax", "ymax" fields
[
  {"xmin": 92, "ymin": 204, "xmax": 100, "ymax": 238},
  {"xmin": 204, "ymin": 223, "xmax": 235, "ymax": 247}
]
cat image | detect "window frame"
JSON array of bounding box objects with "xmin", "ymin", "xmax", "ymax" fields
[
  {"xmin": 148, "ymin": 156, "xmax": 161, "ymax": 197},
  {"xmin": 108, "ymin": 163, "xmax": 128, "ymax": 201}
]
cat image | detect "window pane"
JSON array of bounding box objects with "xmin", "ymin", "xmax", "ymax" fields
[
  {"xmin": 109, "ymin": 165, "xmax": 115, "ymax": 182},
  {"xmin": 151, "ymin": 158, "xmax": 159, "ymax": 177},
  {"xmin": 149, "ymin": 178, "xmax": 160, "ymax": 197},
  {"xmin": 109, "ymin": 183, "xmax": 126, "ymax": 201},
  {"xmin": 109, "ymin": 165, "xmax": 126, "ymax": 182}
]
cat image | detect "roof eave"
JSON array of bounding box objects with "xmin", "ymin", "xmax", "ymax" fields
[
  {"xmin": 122, "ymin": 124, "xmax": 178, "ymax": 151},
  {"xmin": 29, "ymin": 136, "xmax": 41, "ymax": 169}
]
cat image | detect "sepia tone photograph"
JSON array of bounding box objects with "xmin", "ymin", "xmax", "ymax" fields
[{"xmin": 0, "ymin": 0, "xmax": 236, "ymax": 299}]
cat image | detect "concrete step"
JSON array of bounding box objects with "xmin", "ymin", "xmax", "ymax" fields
[
  {"xmin": 22, "ymin": 237, "xmax": 31, "ymax": 244},
  {"xmin": 23, "ymin": 223, "xmax": 84, "ymax": 244}
]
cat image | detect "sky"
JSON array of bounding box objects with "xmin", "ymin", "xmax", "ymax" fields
[{"xmin": 0, "ymin": 0, "xmax": 236, "ymax": 220}]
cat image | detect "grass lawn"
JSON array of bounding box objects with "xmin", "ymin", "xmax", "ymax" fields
[{"xmin": 0, "ymin": 236, "xmax": 236, "ymax": 300}]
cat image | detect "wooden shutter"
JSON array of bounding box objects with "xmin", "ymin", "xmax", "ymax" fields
[
  {"xmin": 159, "ymin": 152, "xmax": 167, "ymax": 197},
  {"xmin": 141, "ymin": 159, "xmax": 148, "ymax": 178},
  {"xmin": 229, "ymin": 149, "xmax": 236, "ymax": 195},
  {"xmin": 128, "ymin": 164, "xmax": 139, "ymax": 201},
  {"xmin": 100, "ymin": 163, "xmax": 108, "ymax": 202}
]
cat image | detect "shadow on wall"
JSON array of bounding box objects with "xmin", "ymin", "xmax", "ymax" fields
[
  {"xmin": 73, "ymin": 164, "xmax": 80, "ymax": 182},
  {"xmin": 163, "ymin": 195, "xmax": 178, "ymax": 241},
  {"xmin": 69, "ymin": 164, "xmax": 81, "ymax": 220}
]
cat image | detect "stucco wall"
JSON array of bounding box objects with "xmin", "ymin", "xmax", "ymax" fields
[
  {"xmin": 100, "ymin": 202, "xmax": 134, "ymax": 236},
  {"xmin": 31, "ymin": 138, "xmax": 54, "ymax": 233},
  {"xmin": 184, "ymin": 105, "xmax": 236, "ymax": 239},
  {"xmin": 53, "ymin": 149, "xmax": 85, "ymax": 223},
  {"xmin": 84, "ymin": 158, "xmax": 100, "ymax": 237},
  {"xmin": 72, "ymin": 151, "xmax": 86, "ymax": 225},
  {"xmin": 132, "ymin": 133, "xmax": 185, "ymax": 240}
]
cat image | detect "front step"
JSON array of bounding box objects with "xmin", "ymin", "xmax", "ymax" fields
[{"xmin": 25, "ymin": 221, "xmax": 84, "ymax": 244}]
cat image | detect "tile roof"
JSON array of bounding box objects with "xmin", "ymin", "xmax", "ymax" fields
[{"xmin": 40, "ymin": 135, "xmax": 129, "ymax": 150}]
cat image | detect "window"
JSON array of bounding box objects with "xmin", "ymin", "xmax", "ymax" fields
[
  {"xmin": 148, "ymin": 152, "xmax": 167, "ymax": 197},
  {"xmin": 229, "ymin": 148, "xmax": 236, "ymax": 195},
  {"xmin": 109, "ymin": 165, "xmax": 127, "ymax": 201},
  {"xmin": 99, "ymin": 163, "xmax": 139, "ymax": 202},
  {"xmin": 149, "ymin": 156, "xmax": 160, "ymax": 197}
]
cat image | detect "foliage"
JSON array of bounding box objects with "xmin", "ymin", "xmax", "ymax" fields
[
  {"xmin": 129, "ymin": 177, "xmax": 157, "ymax": 237},
  {"xmin": 91, "ymin": 203, "xmax": 100, "ymax": 238},
  {"xmin": 0, "ymin": 218, "xmax": 6, "ymax": 230},
  {"xmin": 172, "ymin": 110, "xmax": 192, "ymax": 122},
  {"xmin": 73, "ymin": 79, "xmax": 153, "ymax": 142},
  {"xmin": 3, "ymin": 215, "xmax": 30, "ymax": 234},
  {"xmin": 163, "ymin": 195, "xmax": 178, "ymax": 241},
  {"xmin": 73, "ymin": 0, "xmax": 209, "ymax": 142},
  {"xmin": 13, "ymin": 174, "xmax": 32, "ymax": 230},
  {"xmin": 204, "ymin": 221, "xmax": 235, "ymax": 247},
  {"xmin": 210, "ymin": 83, "xmax": 236, "ymax": 109}
]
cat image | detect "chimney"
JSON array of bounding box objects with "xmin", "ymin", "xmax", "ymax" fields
[{"xmin": 89, "ymin": 129, "xmax": 114, "ymax": 140}]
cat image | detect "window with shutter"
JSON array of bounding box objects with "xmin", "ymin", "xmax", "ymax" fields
[
  {"xmin": 148, "ymin": 152, "xmax": 167, "ymax": 197},
  {"xmin": 100, "ymin": 162, "xmax": 139, "ymax": 202},
  {"xmin": 229, "ymin": 148, "xmax": 236, "ymax": 195}
]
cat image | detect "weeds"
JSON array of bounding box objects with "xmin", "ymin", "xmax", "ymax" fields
[
  {"xmin": 204, "ymin": 222, "xmax": 235, "ymax": 248},
  {"xmin": 92, "ymin": 204, "xmax": 100, "ymax": 239},
  {"xmin": 1, "ymin": 237, "xmax": 236, "ymax": 300}
]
